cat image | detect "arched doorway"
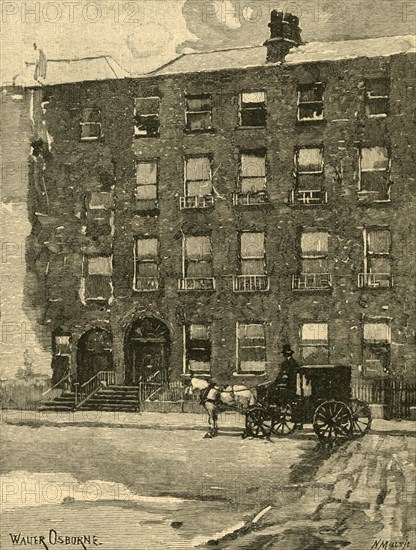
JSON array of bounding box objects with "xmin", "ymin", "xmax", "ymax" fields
[
  {"xmin": 124, "ymin": 317, "xmax": 170, "ymax": 386},
  {"xmin": 77, "ymin": 328, "xmax": 113, "ymax": 385}
]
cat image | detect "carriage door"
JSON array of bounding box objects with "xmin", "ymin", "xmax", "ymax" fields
[{"xmin": 125, "ymin": 318, "xmax": 170, "ymax": 386}]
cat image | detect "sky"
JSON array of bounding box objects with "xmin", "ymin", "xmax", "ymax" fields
[{"xmin": 1, "ymin": 0, "xmax": 415, "ymax": 81}]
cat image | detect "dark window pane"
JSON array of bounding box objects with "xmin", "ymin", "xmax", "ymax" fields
[
  {"xmin": 367, "ymin": 98, "xmax": 389, "ymax": 116},
  {"xmin": 81, "ymin": 123, "xmax": 101, "ymax": 140},
  {"xmin": 297, "ymin": 173, "xmax": 323, "ymax": 190},
  {"xmin": 186, "ymin": 112, "xmax": 212, "ymax": 131},
  {"xmin": 299, "ymin": 103, "xmax": 324, "ymax": 120},
  {"xmin": 240, "ymin": 108, "xmax": 266, "ymax": 127},
  {"xmin": 299, "ymin": 84, "xmax": 324, "ymax": 102},
  {"xmin": 134, "ymin": 115, "xmax": 160, "ymax": 137},
  {"xmin": 361, "ymin": 172, "xmax": 390, "ymax": 199},
  {"xmin": 85, "ymin": 275, "xmax": 112, "ymax": 300}
]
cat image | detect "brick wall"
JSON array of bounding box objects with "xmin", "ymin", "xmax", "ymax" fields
[{"xmin": 28, "ymin": 52, "xmax": 416, "ymax": 384}]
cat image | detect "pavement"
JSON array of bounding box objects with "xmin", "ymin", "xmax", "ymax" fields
[{"xmin": 1, "ymin": 408, "xmax": 415, "ymax": 435}]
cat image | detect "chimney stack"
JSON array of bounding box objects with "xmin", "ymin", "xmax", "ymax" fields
[{"xmin": 263, "ymin": 11, "xmax": 302, "ymax": 63}]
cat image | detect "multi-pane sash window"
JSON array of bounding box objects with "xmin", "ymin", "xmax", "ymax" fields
[
  {"xmin": 363, "ymin": 321, "xmax": 391, "ymax": 376},
  {"xmin": 80, "ymin": 108, "xmax": 101, "ymax": 141},
  {"xmin": 237, "ymin": 323, "xmax": 266, "ymax": 373},
  {"xmin": 184, "ymin": 324, "xmax": 211, "ymax": 374},
  {"xmin": 300, "ymin": 322, "xmax": 329, "ymax": 364},
  {"xmin": 183, "ymin": 236, "xmax": 212, "ymax": 278},
  {"xmin": 239, "ymin": 91, "xmax": 267, "ymax": 127},
  {"xmin": 365, "ymin": 79, "xmax": 389, "ymax": 117},
  {"xmin": 135, "ymin": 161, "xmax": 158, "ymax": 202},
  {"xmin": 359, "ymin": 147, "xmax": 390, "ymax": 200},
  {"xmin": 362, "ymin": 229, "xmax": 392, "ymax": 287},
  {"xmin": 240, "ymin": 232, "xmax": 265, "ymax": 275},
  {"xmin": 185, "ymin": 157, "xmax": 212, "ymax": 196},
  {"xmin": 240, "ymin": 152, "xmax": 267, "ymax": 193},
  {"xmin": 296, "ymin": 147, "xmax": 324, "ymax": 189},
  {"xmin": 301, "ymin": 232, "xmax": 329, "ymax": 273},
  {"xmin": 86, "ymin": 192, "xmax": 113, "ymax": 237},
  {"xmin": 134, "ymin": 238, "xmax": 159, "ymax": 291},
  {"xmin": 185, "ymin": 94, "xmax": 212, "ymax": 131},
  {"xmin": 134, "ymin": 97, "xmax": 160, "ymax": 137},
  {"xmin": 83, "ymin": 256, "xmax": 112, "ymax": 301},
  {"xmin": 297, "ymin": 83, "xmax": 324, "ymax": 121}
]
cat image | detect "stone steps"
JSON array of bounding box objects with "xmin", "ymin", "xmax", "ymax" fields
[{"xmin": 38, "ymin": 386, "xmax": 140, "ymax": 412}]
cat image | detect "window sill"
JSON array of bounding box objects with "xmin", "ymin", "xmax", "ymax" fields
[
  {"xmin": 357, "ymin": 194, "xmax": 391, "ymax": 205},
  {"xmin": 367, "ymin": 114, "xmax": 388, "ymax": 119},
  {"xmin": 296, "ymin": 118, "xmax": 326, "ymax": 125},
  {"xmin": 181, "ymin": 373, "xmax": 211, "ymax": 379},
  {"xmin": 236, "ymin": 125, "xmax": 267, "ymax": 130},
  {"xmin": 133, "ymin": 200, "xmax": 159, "ymax": 213},
  {"xmin": 80, "ymin": 137, "xmax": 100, "ymax": 142},
  {"xmin": 133, "ymin": 134, "xmax": 160, "ymax": 139},
  {"xmin": 289, "ymin": 202, "xmax": 329, "ymax": 208},
  {"xmin": 232, "ymin": 372, "xmax": 267, "ymax": 377},
  {"xmin": 292, "ymin": 287, "xmax": 332, "ymax": 293},
  {"xmin": 183, "ymin": 128, "xmax": 216, "ymax": 136},
  {"xmin": 133, "ymin": 288, "xmax": 161, "ymax": 293}
]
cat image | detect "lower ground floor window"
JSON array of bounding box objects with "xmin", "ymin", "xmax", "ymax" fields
[
  {"xmin": 300, "ymin": 322, "xmax": 329, "ymax": 364},
  {"xmin": 362, "ymin": 321, "xmax": 391, "ymax": 376},
  {"xmin": 184, "ymin": 324, "xmax": 211, "ymax": 374},
  {"xmin": 237, "ymin": 322, "xmax": 266, "ymax": 374}
]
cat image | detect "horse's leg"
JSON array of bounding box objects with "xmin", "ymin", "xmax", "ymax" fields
[
  {"xmin": 203, "ymin": 403, "xmax": 215, "ymax": 438},
  {"xmin": 212, "ymin": 407, "xmax": 219, "ymax": 437}
]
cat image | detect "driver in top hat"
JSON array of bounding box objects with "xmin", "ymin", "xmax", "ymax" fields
[{"xmin": 273, "ymin": 344, "xmax": 300, "ymax": 399}]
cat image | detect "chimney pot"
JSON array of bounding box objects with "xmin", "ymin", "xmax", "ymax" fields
[{"xmin": 264, "ymin": 11, "xmax": 302, "ymax": 63}]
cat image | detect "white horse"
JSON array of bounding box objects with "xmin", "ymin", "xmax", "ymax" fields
[{"xmin": 184, "ymin": 376, "xmax": 257, "ymax": 438}]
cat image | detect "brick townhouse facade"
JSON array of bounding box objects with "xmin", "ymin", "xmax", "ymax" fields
[{"xmin": 25, "ymin": 14, "xmax": 416, "ymax": 390}]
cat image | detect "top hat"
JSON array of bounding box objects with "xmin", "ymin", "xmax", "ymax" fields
[{"xmin": 282, "ymin": 344, "xmax": 294, "ymax": 355}]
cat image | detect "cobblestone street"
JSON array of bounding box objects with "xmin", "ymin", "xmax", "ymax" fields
[{"xmin": 217, "ymin": 432, "xmax": 416, "ymax": 549}]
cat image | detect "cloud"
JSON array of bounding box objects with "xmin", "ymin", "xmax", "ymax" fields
[
  {"xmin": 215, "ymin": 1, "xmax": 241, "ymax": 30},
  {"xmin": 126, "ymin": 23, "xmax": 173, "ymax": 59}
]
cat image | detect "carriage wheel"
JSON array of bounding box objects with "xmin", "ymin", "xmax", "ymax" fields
[
  {"xmin": 244, "ymin": 406, "xmax": 272, "ymax": 438},
  {"xmin": 313, "ymin": 400, "xmax": 353, "ymax": 444},
  {"xmin": 349, "ymin": 399, "xmax": 372, "ymax": 437},
  {"xmin": 272, "ymin": 404, "xmax": 296, "ymax": 436}
]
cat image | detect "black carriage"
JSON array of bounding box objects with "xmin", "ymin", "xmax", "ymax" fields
[{"xmin": 244, "ymin": 364, "xmax": 372, "ymax": 444}]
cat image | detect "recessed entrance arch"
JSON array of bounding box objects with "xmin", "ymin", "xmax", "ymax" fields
[
  {"xmin": 124, "ymin": 317, "xmax": 170, "ymax": 386},
  {"xmin": 77, "ymin": 328, "xmax": 113, "ymax": 385}
]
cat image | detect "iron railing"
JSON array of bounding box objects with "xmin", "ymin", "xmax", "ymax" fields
[
  {"xmin": 178, "ymin": 277, "xmax": 215, "ymax": 291},
  {"xmin": 358, "ymin": 273, "xmax": 393, "ymax": 288},
  {"xmin": 179, "ymin": 195, "xmax": 214, "ymax": 209},
  {"xmin": 290, "ymin": 189, "xmax": 327, "ymax": 205},
  {"xmin": 74, "ymin": 371, "xmax": 116, "ymax": 409},
  {"xmin": 134, "ymin": 277, "xmax": 159, "ymax": 291},
  {"xmin": 233, "ymin": 192, "xmax": 270, "ymax": 206},
  {"xmin": 233, "ymin": 275, "xmax": 269, "ymax": 292},
  {"xmin": 292, "ymin": 273, "xmax": 332, "ymax": 290}
]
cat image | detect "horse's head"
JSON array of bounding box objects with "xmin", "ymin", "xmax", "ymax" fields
[{"xmin": 183, "ymin": 374, "xmax": 209, "ymax": 398}]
